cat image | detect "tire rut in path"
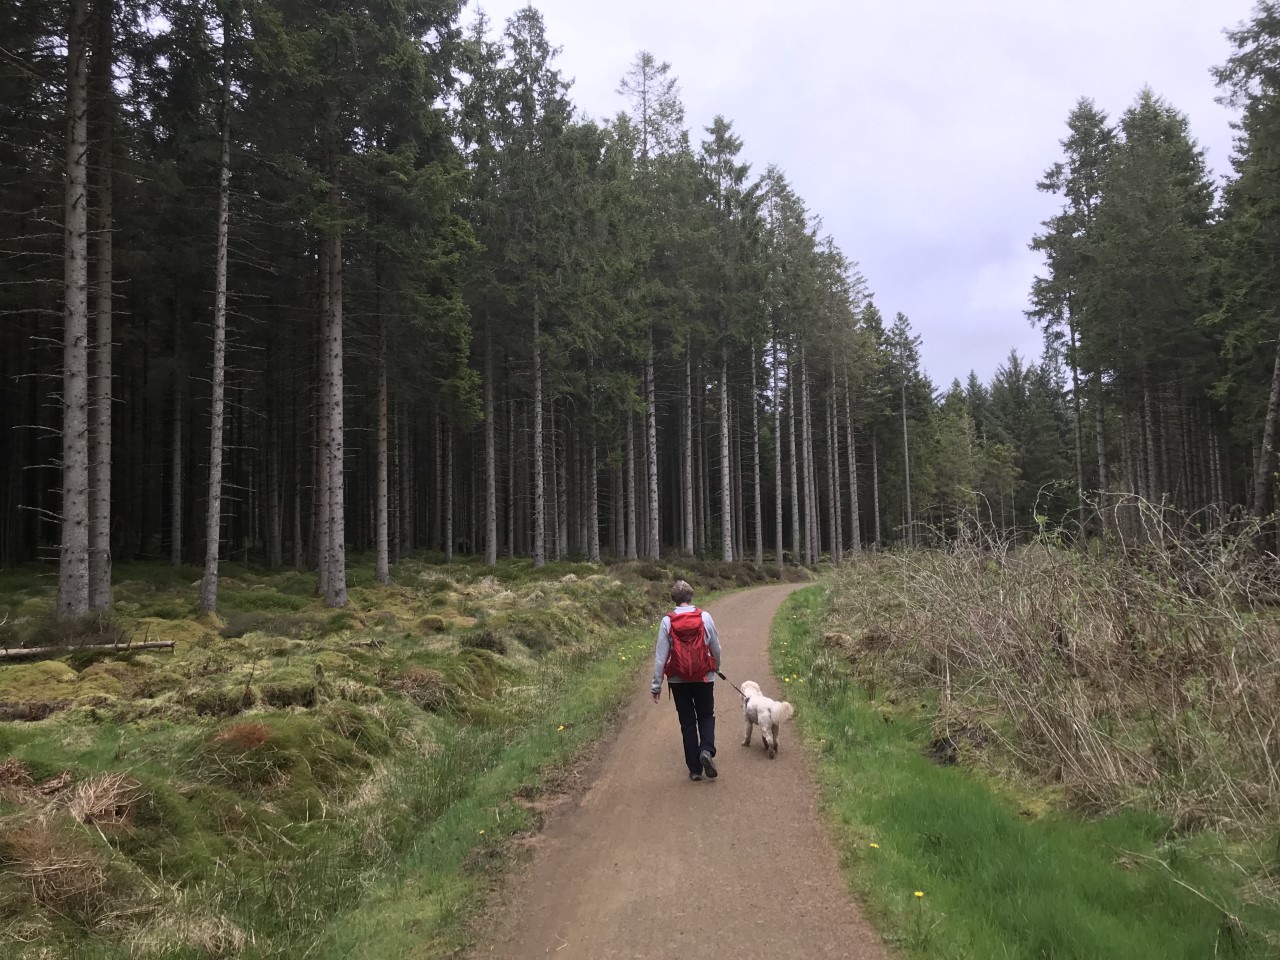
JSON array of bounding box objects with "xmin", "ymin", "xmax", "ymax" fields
[{"xmin": 476, "ymin": 583, "xmax": 889, "ymax": 960}]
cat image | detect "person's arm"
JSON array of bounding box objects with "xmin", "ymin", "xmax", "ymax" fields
[
  {"xmin": 703, "ymin": 610, "xmax": 721, "ymax": 672},
  {"xmin": 651, "ymin": 615, "xmax": 671, "ymax": 696}
]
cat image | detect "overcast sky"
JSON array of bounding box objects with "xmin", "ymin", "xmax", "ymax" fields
[{"xmin": 475, "ymin": 0, "xmax": 1255, "ymax": 388}]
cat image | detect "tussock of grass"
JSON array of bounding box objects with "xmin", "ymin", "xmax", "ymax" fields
[
  {"xmin": 777, "ymin": 586, "xmax": 1280, "ymax": 959},
  {"xmin": 0, "ymin": 551, "xmax": 759, "ymax": 958}
]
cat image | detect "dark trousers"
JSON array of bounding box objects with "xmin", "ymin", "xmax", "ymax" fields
[{"xmin": 670, "ymin": 681, "xmax": 716, "ymax": 773}]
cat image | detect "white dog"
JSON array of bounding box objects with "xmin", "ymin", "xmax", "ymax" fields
[{"xmin": 739, "ymin": 680, "xmax": 795, "ymax": 759}]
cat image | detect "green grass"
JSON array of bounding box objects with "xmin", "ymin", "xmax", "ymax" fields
[
  {"xmin": 312, "ymin": 628, "xmax": 651, "ymax": 959},
  {"xmin": 0, "ymin": 555, "xmax": 688, "ymax": 960},
  {"xmin": 774, "ymin": 586, "xmax": 1280, "ymax": 960}
]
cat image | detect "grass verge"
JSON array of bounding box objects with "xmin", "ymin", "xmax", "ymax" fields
[
  {"xmin": 309, "ymin": 623, "xmax": 648, "ymax": 959},
  {"xmin": 773, "ymin": 586, "xmax": 1280, "ymax": 960}
]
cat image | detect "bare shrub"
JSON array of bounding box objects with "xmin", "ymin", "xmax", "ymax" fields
[{"xmin": 828, "ymin": 500, "xmax": 1280, "ymax": 829}]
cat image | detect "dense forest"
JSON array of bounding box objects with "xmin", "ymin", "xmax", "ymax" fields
[{"xmin": 3, "ymin": 0, "xmax": 1279, "ymax": 616}]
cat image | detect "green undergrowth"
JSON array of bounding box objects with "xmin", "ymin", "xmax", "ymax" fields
[
  {"xmin": 774, "ymin": 587, "xmax": 1280, "ymax": 960},
  {"xmin": 0, "ymin": 552, "xmax": 776, "ymax": 959}
]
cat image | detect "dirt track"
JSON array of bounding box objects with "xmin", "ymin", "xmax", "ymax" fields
[{"xmin": 476, "ymin": 583, "xmax": 889, "ymax": 960}]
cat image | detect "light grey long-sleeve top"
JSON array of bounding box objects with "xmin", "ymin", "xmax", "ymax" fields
[{"xmin": 651, "ymin": 604, "xmax": 721, "ymax": 694}]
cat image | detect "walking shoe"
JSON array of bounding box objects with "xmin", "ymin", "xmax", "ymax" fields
[
  {"xmin": 689, "ymin": 771, "xmax": 702, "ymax": 781},
  {"xmin": 699, "ymin": 749, "xmax": 718, "ymax": 779}
]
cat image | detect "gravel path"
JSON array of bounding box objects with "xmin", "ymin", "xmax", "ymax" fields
[{"xmin": 476, "ymin": 583, "xmax": 889, "ymax": 960}]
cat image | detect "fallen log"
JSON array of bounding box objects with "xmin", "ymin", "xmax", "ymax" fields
[{"xmin": 0, "ymin": 641, "xmax": 176, "ymax": 661}]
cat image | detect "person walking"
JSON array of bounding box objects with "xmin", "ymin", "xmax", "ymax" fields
[{"xmin": 651, "ymin": 579, "xmax": 721, "ymax": 781}]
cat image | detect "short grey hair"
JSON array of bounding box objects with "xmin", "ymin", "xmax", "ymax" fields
[{"xmin": 670, "ymin": 579, "xmax": 694, "ymax": 605}]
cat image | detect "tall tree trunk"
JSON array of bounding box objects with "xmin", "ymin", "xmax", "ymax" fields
[
  {"xmin": 576, "ymin": 434, "xmax": 587, "ymax": 555},
  {"xmin": 57, "ymin": 0, "xmax": 91, "ymax": 620},
  {"xmin": 313, "ymin": 313, "xmax": 328, "ymax": 576},
  {"xmin": 431, "ymin": 414, "xmax": 441, "ymax": 551},
  {"xmin": 1252, "ymin": 333, "xmax": 1280, "ymax": 520},
  {"xmin": 1094, "ymin": 380, "xmax": 1108, "ymax": 523},
  {"xmin": 871, "ymin": 428, "xmax": 882, "ymax": 547},
  {"xmin": 374, "ymin": 314, "xmax": 391, "ymax": 584},
  {"xmin": 1143, "ymin": 384, "xmax": 1160, "ymax": 505},
  {"xmin": 1119, "ymin": 408, "xmax": 1135, "ymax": 495},
  {"xmin": 787, "ymin": 357, "xmax": 800, "ymax": 566},
  {"xmin": 588, "ymin": 439, "xmax": 601, "ymax": 563},
  {"xmin": 684, "ymin": 352, "xmax": 694, "ymax": 554},
  {"xmin": 732, "ymin": 400, "xmax": 744, "ymax": 559},
  {"xmin": 267, "ymin": 401, "xmax": 282, "ymax": 569},
  {"xmin": 444, "ymin": 423, "xmax": 454, "ymax": 563},
  {"xmin": 324, "ymin": 221, "xmax": 348, "ymax": 605},
  {"xmin": 800, "ymin": 351, "xmax": 818, "ymax": 565},
  {"xmin": 556, "ymin": 412, "xmax": 569, "ymax": 560},
  {"xmin": 533, "ymin": 307, "xmax": 545, "ymax": 567},
  {"xmin": 1158, "ymin": 391, "xmax": 1173, "ymax": 508},
  {"xmin": 484, "ymin": 330, "xmax": 498, "ymax": 566},
  {"xmin": 548, "ymin": 412, "xmax": 559, "ymax": 557},
  {"xmin": 646, "ymin": 335, "xmax": 660, "ymax": 560},
  {"xmin": 1209, "ymin": 428, "xmax": 1220, "ymax": 507},
  {"xmin": 773, "ymin": 339, "xmax": 784, "ymax": 572},
  {"xmin": 751, "ymin": 345, "xmax": 763, "ymax": 567},
  {"xmin": 720, "ymin": 347, "xmax": 733, "ymax": 561},
  {"xmin": 900, "ymin": 373, "xmax": 913, "ymax": 548},
  {"xmin": 293, "ymin": 404, "xmax": 303, "ymax": 570},
  {"xmin": 505, "ymin": 399, "xmax": 515, "ymax": 557},
  {"xmin": 625, "ymin": 410, "xmax": 637, "ymax": 560},
  {"xmin": 1175, "ymin": 396, "xmax": 1190, "ymax": 511},
  {"xmin": 88, "ymin": 0, "xmax": 114, "ymax": 610},
  {"xmin": 198, "ymin": 26, "xmax": 232, "ymax": 614},
  {"xmin": 828, "ymin": 384, "xmax": 842, "ymax": 563},
  {"xmin": 1068, "ymin": 320, "xmax": 1085, "ymax": 538},
  {"xmin": 611, "ymin": 465, "xmax": 623, "ymax": 558},
  {"xmin": 401, "ymin": 403, "xmax": 413, "ymax": 552},
  {"xmin": 844, "ymin": 377, "xmax": 860, "ymax": 553},
  {"xmin": 390, "ymin": 403, "xmax": 400, "ymax": 563},
  {"xmin": 697, "ymin": 394, "xmax": 709, "ymax": 555},
  {"xmin": 170, "ymin": 333, "xmax": 183, "ymax": 567},
  {"xmin": 1193, "ymin": 408, "xmax": 1210, "ymax": 514}
]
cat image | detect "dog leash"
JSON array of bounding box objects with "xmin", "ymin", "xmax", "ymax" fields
[{"xmin": 716, "ymin": 671, "xmax": 747, "ymax": 699}]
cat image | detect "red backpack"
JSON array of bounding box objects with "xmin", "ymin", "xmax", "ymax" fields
[{"xmin": 663, "ymin": 607, "xmax": 716, "ymax": 681}]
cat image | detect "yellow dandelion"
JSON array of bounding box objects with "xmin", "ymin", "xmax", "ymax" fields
[
  {"xmin": 869, "ymin": 843, "xmax": 879, "ymax": 849},
  {"xmin": 557, "ymin": 724, "xmax": 565, "ymax": 731},
  {"xmin": 784, "ymin": 677, "xmax": 791, "ymax": 683},
  {"xmin": 914, "ymin": 891, "xmax": 924, "ymax": 898},
  {"xmin": 799, "ymin": 678, "xmax": 805, "ymax": 683},
  {"xmin": 479, "ymin": 830, "xmax": 486, "ymax": 836}
]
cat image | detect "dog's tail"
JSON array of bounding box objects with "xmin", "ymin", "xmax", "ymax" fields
[{"xmin": 776, "ymin": 701, "xmax": 796, "ymax": 722}]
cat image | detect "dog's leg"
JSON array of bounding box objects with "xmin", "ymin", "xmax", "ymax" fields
[
  {"xmin": 769, "ymin": 723, "xmax": 781, "ymax": 758},
  {"xmin": 742, "ymin": 717, "xmax": 753, "ymax": 747},
  {"xmin": 759, "ymin": 718, "xmax": 774, "ymax": 756}
]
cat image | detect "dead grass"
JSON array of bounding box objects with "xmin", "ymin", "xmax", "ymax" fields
[
  {"xmin": 397, "ymin": 666, "xmax": 453, "ymax": 711},
  {"xmin": 828, "ymin": 502, "xmax": 1280, "ymax": 831},
  {"xmin": 0, "ymin": 817, "xmax": 126, "ymax": 925},
  {"xmin": 66, "ymin": 772, "xmax": 143, "ymax": 826},
  {"xmin": 130, "ymin": 904, "xmax": 249, "ymax": 958}
]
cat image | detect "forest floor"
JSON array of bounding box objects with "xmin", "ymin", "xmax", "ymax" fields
[
  {"xmin": 0, "ymin": 553, "xmax": 802, "ymax": 959},
  {"xmin": 472, "ymin": 583, "xmax": 889, "ymax": 960}
]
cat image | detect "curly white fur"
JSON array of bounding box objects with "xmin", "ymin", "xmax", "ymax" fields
[{"xmin": 739, "ymin": 680, "xmax": 795, "ymax": 759}]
